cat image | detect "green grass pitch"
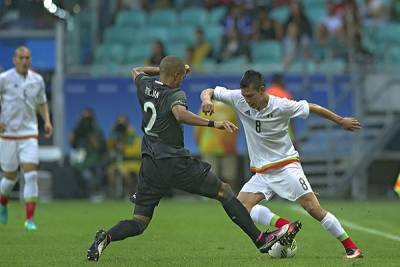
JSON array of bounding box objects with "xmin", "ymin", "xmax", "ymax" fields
[{"xmin": 1, "ymin": 199, "xmax": 399, "ymax": 267}]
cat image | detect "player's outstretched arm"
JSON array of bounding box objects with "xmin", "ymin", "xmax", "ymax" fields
[
  {"xmin": 172, "ymin": 104, "xmax": 238, "ymax": 133},
  {"xmin": 200, "ymin": 88, "xmax": 215, "ymax": 115},
  {"xmin": 309, "ymin": 103, "xmax": 362, "ymax": 131},
  {"xmin": 131, "ymin": 66, "xmax": 160, "ymax": 80}
]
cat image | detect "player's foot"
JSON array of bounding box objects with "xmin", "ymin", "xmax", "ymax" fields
[
  {"xmin": 0, "ymin": 205, "xmax": 7, "ymax": 224},
  {"xmin": 343, "ymin": 248, "xmax": 363, "ymax": 259},
  {"xmin": 259, "ymin": 223, "xmax": 289, "ymax": 253},
  {"xmin": 24, "ymin": 219, "xmax": 38, "ymax": 231},
  {"xmin": 279, "ymin": 220, "xmax": 302, "ymax": 246},
  {"xmin": 87, "ymin": 229, "xmax": 110, "ymax": 261}
]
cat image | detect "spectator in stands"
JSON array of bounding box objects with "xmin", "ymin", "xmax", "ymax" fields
[
  {"xmin": 221, "ymin": 5, "xmax": 252, "ymax": 37},
  {"xmin": 361, "ymin": 0, "xmax": 389, "ymax": 26},
  {"xmin": 312, "ymin": 21, "xmax": 342, "ymax": 62},
  {"xmin": 107, "ymin": 115, "xmax": 141, "ymax": 198},
  {"xmin": 282, "ymin": 0, "xmax": 312, "ymax": 67},
  {"xmin": 252, "ymin": 8, "xmax": 283, "ymax": 41},
  {"xmin": 217, "ymin": 28, "xmax": 250, "ymax": 63},
  {"xmin": 146, "ymin": 40, "xmax": 167, "ymax": 66},
  {"xmin": 317, "ymin": 0, "xmax": 344, "ymax": 42},
  {"xmin": 191, "ymin": 28, "xmax": 212, "ymax": 67},
  {"xmin": 194, "ymin": 102, "xmax": 239, "ymax": 192},
  {"xmin": 69, "ymin": 108, "xmax": 107, "ymax": 201},
  {"xmin": 185, "ymin": 46, "xmax": 195, "ymax": 67},
  {"xmin": 265, "ymin": 74, "xmax": 297, "ymax": 149},
  {"xmin": 391, "ymin": 0, "xmax": 400, "ymax": 21}
]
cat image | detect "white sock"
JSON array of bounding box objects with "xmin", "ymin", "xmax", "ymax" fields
[
  {"xmin": 250, "ymin": 204, "xmax": 275, "ymax": 226},
  {"xmin": 320, "ymin": 212, "xmax": 346, "ymax": 239},
  {"xmin": 0, "ymin": 177, "xmax": 17, "ymax": 197},
  {"xmin": 24, "ymin": 171, "xmax": 38, "ymax": 201}
]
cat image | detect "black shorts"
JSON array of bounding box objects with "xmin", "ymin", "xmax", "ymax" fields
[{"xmin": 132, "ymin": 155, "xmax": 221, "ymax": 207}]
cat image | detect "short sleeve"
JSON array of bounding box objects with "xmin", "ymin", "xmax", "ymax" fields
[
  {"xmin": 134, "ymin": 73, "xmax": 150, "ymax": 89},
  {"xmin": 36, "ymin": 76, "xmax": 47, "ymax": 104},
  {"xmin": 168, "ymin": 90, "xmax": 187, "ymax": 110},
  {"xmin": 213, "ymin": 86, "xmax": 237, "ymax": 106},
  {"xmin": 280, "ymin": 98, "xmax": 309, "ymax": 119}
]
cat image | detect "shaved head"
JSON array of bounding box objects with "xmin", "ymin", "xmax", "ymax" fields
[
  {"xmin": 13, "ymin": 46, "xmax": 31, "ymax": 76},
  {"xmin": 160, "ymin": 56, "xmax": 185, "ymax": 77},
  {"xmin": 14, "ymin": 46, "xmax": 30, "ymax": 57}
]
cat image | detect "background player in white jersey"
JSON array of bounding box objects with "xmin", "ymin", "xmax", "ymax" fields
[
  {"xmin": 200, "ymin": 70, "xmax": 363, "ymax": 259},
  {"xmin": 0, "ymin": 46, "xmax": 53, "ymax": 231}
]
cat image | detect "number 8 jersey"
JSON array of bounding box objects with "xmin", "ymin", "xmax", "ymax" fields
[
  {"xmin": 213, "ymin": 86, "xmax": 309, "ymax": 174},
  {"xmin": 135, "ymin": 73, "xmax": 190, "ymax": 159}
]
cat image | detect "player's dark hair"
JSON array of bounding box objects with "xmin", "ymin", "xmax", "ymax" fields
[
  {"xmin": 159, "ymin": 56, "xmax": 185, "ymax": 76},
  {"xmin": 240, "ymin": 70, "xmax": 265, "ymax": 91}
]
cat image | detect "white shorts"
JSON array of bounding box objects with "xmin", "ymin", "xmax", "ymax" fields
[
  {"xmin": 240, "ymin": 162, "xmax": 313, "ymax": 202},
  {"xmin": 0, "ymin": 138, "xmax": 39, "ymax": 172}
]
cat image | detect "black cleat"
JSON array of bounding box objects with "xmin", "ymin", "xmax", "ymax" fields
[
  {"xmin": 259, "ymin": 224, "xmax": 289, "ymax": 253},
  {"xmin": 279, "ymin": 220, "xmax": 302, "ymax": 246},
  {"xmin": 87, "ymin": 229, "xmax": 109, "ymax": 261}
]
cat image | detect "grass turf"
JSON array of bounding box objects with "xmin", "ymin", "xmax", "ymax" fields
[{"xmin": 0, "ymin": 199, "xmax": 399, "ymax": 267}]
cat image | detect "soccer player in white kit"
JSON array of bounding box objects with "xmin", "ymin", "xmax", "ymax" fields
[
  {"xmin": 0, "ymin": 46, "xmax": 53, "ymax": 231},
  {"xmin": 200, "ymin": 70, "xmax": 363, "ymax": 259}
]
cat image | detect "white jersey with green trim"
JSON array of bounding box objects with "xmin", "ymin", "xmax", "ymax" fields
[{"xmin": 213, "ymin": 86, "xmax": 309, "ymax": 172}]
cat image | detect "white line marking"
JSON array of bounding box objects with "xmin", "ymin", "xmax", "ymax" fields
[{"xmin": 290, "ymin": 206, "xmax": 400, "ymax": 242}]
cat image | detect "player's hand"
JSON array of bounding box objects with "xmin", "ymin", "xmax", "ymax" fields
[
  {"xmin": 201, "ymin": 100, "xmax": 214, "ymax": 115},
  {"xmin": 0, "ymin": 123, "xmax": 6, "ymax": 133},
  {"xmin": 214, "ymin": 120, "xmax": 238, "ymax": 133},
  {"xmin": 339, "ymin": 117, "xmax": 362, "ymax": 131},
  {"xmin": 44, "ymin": 122, "xmax": 53, "ymax": 139}
]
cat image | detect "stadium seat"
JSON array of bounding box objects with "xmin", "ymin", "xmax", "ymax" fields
[
  {"xmin": 115, "ymin": 9, "xmax": 146, "ymax": 27},
  {"xmin": 103, "ymin": 44, "xmax": 125, "ymax": 64},
  {"xmin": 168, "ymin": 26, "xmax": 195, "ymax": 45},
  {"xmin": 94, "ymin": 44, "xmax": 107, "ymax": 63},
  {"xmin": 125, "ymin": 44, "xmax": 151, "ymax": 64},
  {"xmin": 180, "ymin": 7, "xmax": 207, "ymax": 28},
  {"xmin": 199, "ymin": 59, "xmax": 218, "ymax": 73},
  {"xmin": 90, "ymin": 63, "xmax": 120, "ymax": 76},
  {"xmin": 317, "ymin": 59, "xmax": 346, "ymax": 74},
  {"xmin": 208, "ymin": 7, "xmax": 227, "ymax": 25},
  {"xmin": 103, "ymin": 27, "xmax": 137, "ymax": 46},
  {"xmin": 306, "ymin": 7, "xmax": 326, "ymax": 24},
  {"xmin": 148, "ymin": 9, "xmax": 177, "ymax": 26},
  {"xmin": 218, "ymin": 56, "xmax": 250, "ymax": 73},
  {"xmin": 269, "ymin": 6, "xmax": 289, "ymax": 23},
  {"xmin": 377, "ymin": 23, "xmax": 400, "ymax": 41},
  {"xmin": 251, "ymin": 63, "xmax": 284, "ymax": 73},
  {"xmin": 386, "ymin": 46, "xmax": 400, "ymax": 64},
  {"xmin": 167, "ymin": 43, "xmax": 188, "ymax": 58},
  {"xmin": 251, "ymin": 41, "xmax": 282, "ymax": 63},
  {"xmin": 136, "ymin": 27, "xmax": 169, "ymax": 43}
]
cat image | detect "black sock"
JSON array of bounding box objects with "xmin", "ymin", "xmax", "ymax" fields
[
  {"xmin": 107, "ymin": 219, "xmax": 147, "ymax": 242},
  {"xmin": 221, "ymin": 195, "xmax": 264, "ymax": 248}
]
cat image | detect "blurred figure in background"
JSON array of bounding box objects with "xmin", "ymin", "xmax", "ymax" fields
[
  {"xmin": 146, "ymin": 40, "xmax": 167, "ymax": 66},
  {"xmin": 265, "ymin": 74, "xmax": 298, "ymax": 149},
  {"xmin": 191, "ymin": 28, "xmax": 212, "ymax": 68},
  {"xmin": 0, "ymin": 46, "xmax": 52, "ymax": 231},
  {"xmin": 69, "ymin": 108, "xmax": 106, "ymax": 201},
  {"xmin": 195, "ymin": 102, "xmax": 239, "ymax": 192},
  {"xmin": 394, "ymin": 171, "xmax": 400, "ymax": 197},
  {"xmin": 283, "ymin": 0, "xmax": 312, "ymax": 68},
  {"xmin": 217, "ymin": 28, "xmax": 250, "ymax": 63},
  {"xmin": 252, "ymin": 8, "xmax": 283, "ymax": 41},
  {"xmin": 107, "ymin": 115, "xmax": 141, "ymax": 198}
]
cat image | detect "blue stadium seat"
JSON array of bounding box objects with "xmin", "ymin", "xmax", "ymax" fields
[
  {"xmin": 317, "ymin": 59, "xmax": 346, "ymax": 74},
  {"xmin": 136, "ymin": 27, "xmax": 169, "ymax": 43},
  {"xmin": 180, "ymin": 7, "xmax": 207, "ymax": 27},
  {"xmin": 306, "ymin": 7, "xmax": 326, "ymax": 24},
  {"xmin": 167, "ymin": 43, "xmax": 188, "ymax": 59},
  {"xmin": 148, "ymin": 9, "xmax": 177, "ymax": 26},
  {"xmin": 208, "ymin": 7, "xmax": 227, "ymax": 25},
  {"xmin": 387, "ymin": 46, "xmax": 400, "ymax": 64},
  {"xmin": 251, "ymin": 63, "xmax": 284, "ymax": 73},
  {"xmin": 115, "ymin": 10, "xmax": 146, "ymax": 27},
  {"xmin": 103, "ymin": 44, "xmax": 125, "ymax": 64},
  {"xmin": 269, "ymin": 6, "xmax": 289, "ymax": 23},
  {"xmin": 252, "ymin": 41, "xmax": 282, "ymax": 63},
  {"xmin": 219, "ymin": 56, "xmax": 250, "ymax": 73},
  {"xmin": 377, "ymin": 23, "xmax": 400, "ymax": 41},
  {"xmin": 103, "ymin": 27, "xmax": 137, "ymax": 46},
  {"xmin": 125, "ymin": 44, "xmax": 151, "ymax": 64},
  {"xmin": 90, "ymin": 63, "xmax": 120, "ymax": 76},
  {"xmin": 168, "ymin": 26, "xmax": 195, "ymax": 45}
]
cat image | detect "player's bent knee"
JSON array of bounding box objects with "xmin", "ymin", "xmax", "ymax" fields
[{"xmin": 3, "ymin": 171, "xmax": 18, "ymax": 180}]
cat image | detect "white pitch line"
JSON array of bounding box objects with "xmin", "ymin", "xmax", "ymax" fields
[{"xmin": 290, "ymin": 206, "xmax": 400, "ymax": 242}]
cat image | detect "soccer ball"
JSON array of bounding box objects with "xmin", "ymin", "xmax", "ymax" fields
[{"xmin": 268, "ymin": 239, "xmax": 298, "ymax": 258}]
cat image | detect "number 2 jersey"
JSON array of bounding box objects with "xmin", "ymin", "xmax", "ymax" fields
[
  {"xmin": 213, "ymin": 86, "xmax": 309, "ymax": 173},
  {"xmin": 135, "ymin": 73, "xmax": 190, "ymax": 159}
]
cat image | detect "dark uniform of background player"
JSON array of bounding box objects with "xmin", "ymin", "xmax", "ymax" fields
[{"xmin": 87, "ymin": 56, "xmax": 295, "ymax": 261}]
